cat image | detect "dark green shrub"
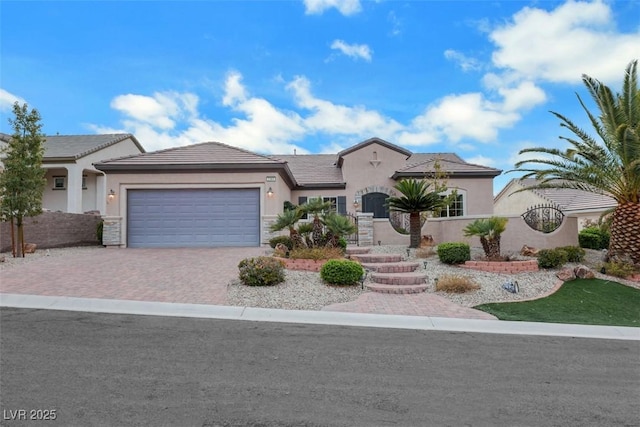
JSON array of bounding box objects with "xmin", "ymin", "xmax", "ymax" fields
[
  {"xmin": 558, "ymin": 246, "xmax": 586, "ymax": 263},
  {"xmin": 578, "ymin": 227, "xmax": 610, "ymax": 250},
  {"xmin": 96, "ymin": 220, "xmax": 104, "ymax": 244},
  {"xmin": 337, "ymin": 237, "xmax": 348, "ymax": 251},
  {"xmin": 238, "ymin": 257, "xmax": 285, "ymax": 286},
  {"xmin": 269, "ymin": 235, "xmax": 294, "ymax": 250},
  {"xmin": 537, "ymin": 248, "xmax": 568, "ymax": 269},
  {"xmin": 320, "ymin": 259, "xmax": 364, "ymax": 285},
  {"xmin": 437, "ymin": 242, "xmax": 471, "ymax": 265}
]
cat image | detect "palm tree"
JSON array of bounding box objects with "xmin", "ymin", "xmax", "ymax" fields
[
  {"xmin": 386, "ymin": 179, "xmax": 445, "ymax": 248},
  {"xmin": 322, "ymin": 212, "xmax": 357, "ymax": 247},
  {"xmin": 300, "ymin": 197, "xmax": 333, "ymax": 247},
  {"xmin": 512, "ymin": 60, "xmax": 639, "ymax": 265},
  {"xmin": 463, "ymin": 217, "xmax": 508, "ymax": 259},
  {"xmin": 269, "ymin": 209, "xmax": 306, "ymax": 248}
]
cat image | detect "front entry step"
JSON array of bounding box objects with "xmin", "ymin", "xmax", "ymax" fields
[
  {"xmin": 361, "ymin": 262, "xmax": 420, "ymax": 273},
  {"xmin": 352, "ymin": 254, "xmax": 403, "ymax": 263},
  {"xmin": 365, "ymin": 283, "xmax": 429, "ymax": 294},
  {"xmin": 370, "ymin": 272, "xmax": 428, "ymax": 286}
]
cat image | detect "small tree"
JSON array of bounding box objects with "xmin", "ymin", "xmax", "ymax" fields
[
  {"xmin": 0, "ymin": 103, "xmax": 46, "ymax": 257},
  {"xmin": 386, "ymin": 179, "xmax": 445, "ymax": 248},
  {"xmin": 269, "ymin": 208, "xmax": 306, "ymax": 248},
  {"xmin": 463, "ymin": 217, "xmax": 508, "ymax": 259},
  {"xmin": 299, "ymin": 197, "xmax": 333, "ymax": 247},
  {"xmin": 322, "ymin": 212, "xmax": 357, "ymax": 247}
]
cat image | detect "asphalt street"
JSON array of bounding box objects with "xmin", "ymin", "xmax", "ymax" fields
[{"xmin": 1, "ymin": 308, "xmax": 638, "ymax": 427}]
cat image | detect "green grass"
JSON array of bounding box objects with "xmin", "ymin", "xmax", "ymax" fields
[{"xmin": 474, "ymin": 279, "xmax": 640, "ymax": 327}]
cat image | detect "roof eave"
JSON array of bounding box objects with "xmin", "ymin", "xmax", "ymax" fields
[
  {"xmin": 294, "ymin": 183, "xmax": 347, "ymax": 190},
  {"xmin": 392, "ymin": 170, "xmax": 502, "ymax": 179}
]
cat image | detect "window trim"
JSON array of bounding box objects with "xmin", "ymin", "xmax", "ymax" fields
[
  {"xmin": 53, "ymin": 176, "xmax": 66, "ymax": 190},
  {"xmin": 439, "ymin": 189, "xmax": 465, "ymax": 218}
]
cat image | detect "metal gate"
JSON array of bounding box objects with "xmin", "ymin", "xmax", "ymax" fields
[{"xmin": 344, "ymin": 213, "xmax": 359, "ymax": 245}]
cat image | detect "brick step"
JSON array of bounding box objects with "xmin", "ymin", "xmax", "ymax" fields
[
  {"xmin": 352, "ymin": 254, "xmax": 403, "ymax": 263},
  {"xmin": 361, "ymin": 262, "xmax": 420, "ymax": 273},
  {"xmin": 345, "ymin": 247, "xmax": 371, "ymax": 255},
  {"xmin": 370, "ymin": 272, "xmax": 428, "ymax": 285},
  {"xmin": 366, "ymin": 283, "xmax": 429, "ymax": 294}
]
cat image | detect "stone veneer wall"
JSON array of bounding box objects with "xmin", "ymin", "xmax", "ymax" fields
[
  {"xmin": 101, "ymin": 216, "xmax": 122, "ymax": 246},
  {"xmin": 356, "ymin": 212, "xmax": 374, "ymax": 246},
  {"xmin": 0, "ymin": 211, "xmax": 101, "ymax": 252}
]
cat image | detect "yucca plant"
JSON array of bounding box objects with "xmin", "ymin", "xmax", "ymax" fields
[
  {"xmin": 386, "ymin": 179, "xmax": 445, "ymax": 248},
  {"xmin": 512, "ymin": 60, "xmax": 639, "ymax": 265},
  {"xmin": 463, "ymin": 216, "xmax": 508, "ymax": 259}
]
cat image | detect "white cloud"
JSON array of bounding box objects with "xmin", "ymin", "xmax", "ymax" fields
[
  {"xmin": 303, "ymin": 0, "xmax": 361, "ymax": 16},
  {"xmin": 489, "ymin": 0, "xmax": 640, "ymax": 84},
  {"xmin": 0, "ymin": 89, "xmax": 27, "ymax": 112},
  {"xmin": 465, "ymin": 155, "xmax": 497, "ymax": 167},
  {"xmin": 287, "ymin": 76, "xmax": 402, "ymax": 138},
  {"xmin": 330, "ymin": 40, "xmax": 372, "ymax": 62},
  {"xmin": 444, "ymin": 50, "xmax": 481, "ymax": 72},
  {"xmin": 387, "ymin": 11, "xmax": 402, "ymax": 37},
  {"xmin": 110, "ymin": 92, "xmax": 196, "ymax": 130}
]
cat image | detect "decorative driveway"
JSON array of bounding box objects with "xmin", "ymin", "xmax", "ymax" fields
[{"xmin": 1, "ymin": 246, "xmax": 495, "ymax": 319}]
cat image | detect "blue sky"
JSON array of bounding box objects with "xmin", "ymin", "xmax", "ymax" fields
[{"xmin": 1, "ymin": 0, "xmax": 639, "ymax": 194}]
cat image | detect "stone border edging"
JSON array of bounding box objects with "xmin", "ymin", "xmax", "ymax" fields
[{"xmin": 461, "ymin": 259, "xmax": 539, "ymax": 274}]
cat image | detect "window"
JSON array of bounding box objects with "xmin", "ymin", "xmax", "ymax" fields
[
  {"xmin": 82, "ymin": 175, "xmax": 88, "ymax": 190},
  {"xmin": 362, "ymin": 192, "xmax": 389, "ymax": 218},
  {"xmin": 439, "ymin": 193, "xmax": 464, "ymax": 217},
  {"xmin": 53, "ymin": 176, "xmax": 66, "ymax": 190},
  {"xmin": 323, "ymin": 197, "xmax": 337, "ymax": 213},
  {"xmin": 298, "ymin": 196, "xmax": 347, "ymax": 219}
]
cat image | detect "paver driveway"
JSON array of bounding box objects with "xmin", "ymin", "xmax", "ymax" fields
[
  {"xmin": 1, "ymin": 246, "xmax": 496, "ymax": 319},
  {"xmin": 0, "ymin": 247, "xmax": 266, "ymax": 305}
]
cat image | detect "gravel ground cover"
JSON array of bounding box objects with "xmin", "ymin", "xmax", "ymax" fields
[{"xmin": 2, "ymin": 244, "xmax": 636, "ymax": 312}]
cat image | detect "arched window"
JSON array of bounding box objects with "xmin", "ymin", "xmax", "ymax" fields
[{"xmin": 362, "ymin": 192, "xmax": 389, "ymax": 218}]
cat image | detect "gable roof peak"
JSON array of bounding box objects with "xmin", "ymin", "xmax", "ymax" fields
[{"xmin": 337, "ymin": 137, "xmax": 413, "ymax": 159}]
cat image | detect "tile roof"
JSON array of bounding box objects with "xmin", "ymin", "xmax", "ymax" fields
[
  {"xmin": 516, "ymin": 178, "xmax": 617, "ymax": 212},
  {"xmin": 45, "ymin": 134, "xmax": 144, "ymax": 159},
  {"xmin": 271, "ymin": 154, "xmax": 344, "ymax": 186},
  {"xmin": 394, "ymin": 154, "xmax": 502, "ymax": 178},
  {"xmin": 97, "ymin": 141, "xmax": 285, "ymax": 166},
  {"xmin": 337, "ymin": 137, "xmax": 412, "ymax": 158},
  {"xmin": 1, "ymin": 132, "xmax": 144, "ymax": 162}
]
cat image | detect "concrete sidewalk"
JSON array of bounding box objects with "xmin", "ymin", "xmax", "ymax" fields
[{"xmin": 2, "ymin": 293, "xmax": 638, "ymax": 341}]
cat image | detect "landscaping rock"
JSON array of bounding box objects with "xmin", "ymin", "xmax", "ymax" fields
[
  {"xmin": 556, "ymin": 267, "xmax": 576, "ymax": 282},
  {"xmin": 520, "ymin": 245, "xmax": 539, "ymax": 256},
  {"xmin": 24, "ymin": 243, "xmax": 37, "ymax": 254},
  {"xmin": 574, "ymin": 265, "xmax": 595, "ymax": 279}
]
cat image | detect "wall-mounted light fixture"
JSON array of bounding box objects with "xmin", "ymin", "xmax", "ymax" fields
[
  {"xmin": 107, "ymin": 189, "xmax": 116, "ymax": 202},
  {"xmin": 353, "ymin": 199, "xmax": 359, "ymax": 208},
  {"xmin": 267, "ymin": 187, "xmax": 274, "ymax": 197}
]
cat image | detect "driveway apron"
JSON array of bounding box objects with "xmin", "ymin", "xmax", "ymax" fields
[{"xmin": 0, "ymin": 248, "xmax": 266, "ymax": 305}]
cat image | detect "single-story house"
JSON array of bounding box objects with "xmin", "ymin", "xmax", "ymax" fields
[
  {"xmin": 494, "ymin": 178, "xmax": 618, "ymax": 230},
  {"xmin": 0, "ymin": 133, "xmax": 145, "ymax": 215},
  {"xmin": 95, "ymin": 137, "xmax": 502, "ymax": 248}
]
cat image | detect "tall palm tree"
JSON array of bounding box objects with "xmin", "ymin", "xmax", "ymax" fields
[
  {"xmin": 513, "ymin": 60, "xmax": 639, "ymax": 265},
  {"xmin": 386, "ymin": 179, "xmax": 445, "ymax": 248},
  {"xmin": 463, "ymin": 217, "xmax": 508, "ymax": 259},
  {"xmin": 300, "ymin": 197, "xmax": 333, "ymax": 247},
  {"xmin": 269, "ymin": 209, "xmax": 306, "ymax": 248}
]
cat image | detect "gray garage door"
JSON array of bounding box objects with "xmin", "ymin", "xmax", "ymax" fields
[{"xmin": 127, "ymin": 189, "xmax": 260, "ymax": 248}]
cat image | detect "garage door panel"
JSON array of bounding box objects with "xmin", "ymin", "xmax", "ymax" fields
[{"xmin": 127, "ymin": 189, "xmax": 260, "ymax": 248}]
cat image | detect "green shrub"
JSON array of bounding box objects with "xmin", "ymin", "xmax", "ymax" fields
[
  {"xmin": 578, "ymin": 227, "xmax": 610, "ymax": 250},
  {"xmin": 289, "ymin": 247, "xmax": 344, "ymax": 260},
  {"xmin": 601, "ymin": 262, "xmax": 637, "ymax": 279},
  {"xmin": 269, "ymin": 235, "xmax": 294, "ymax": 250},
  {"xmin": 557, "ymin": 245, "xmax": 586, "ymax": 263},
  {"xmin": 320, "ymin": 259, "xmax": 364, "ymax": 285},
  {"xmin": 96, "ymin": 220, "xmax": 104, "ymax": 244},
  {"xmin": 437, "ymin": 242, "xmax": 471, "ymax": 265},
  {"xmin": 238, "ymin": 257, "xmax": 285, "ymax": 286},
  {"xmin": 537, "ymin": 248, "xmax": 568, "ymax": 269},
  {"xmin": 337, "ymin": 237, "xmax": 347, "ymax": 251}
]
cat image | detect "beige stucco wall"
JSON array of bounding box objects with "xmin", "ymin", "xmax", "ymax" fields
[
  {"xmin": 494, "ymin": 182, "xmax": 546, "ymax": 216},
  {"xmin": 103, "ymin": 170, "xmax": 293, "ymax": 247}
]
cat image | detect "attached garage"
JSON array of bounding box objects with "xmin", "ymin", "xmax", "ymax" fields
[{"xmin": 127, "ymin": 188, "xmax": 260, "ymax": 248}]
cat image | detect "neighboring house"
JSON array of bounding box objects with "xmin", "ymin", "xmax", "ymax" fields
[
  {"xmin": 0, "ymin": 133, "xmax": 145, "ymax": 215},
  {"xmin": 494, "ymin": 178, "xmax": 617, "ymax": 230},
  {"xmin": 95, "ymin": 137, "xmax": 502, "ymax": 248}
]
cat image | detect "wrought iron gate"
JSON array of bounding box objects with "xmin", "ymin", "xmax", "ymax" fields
[{"xmin": 521, "ymin": 203, "xmax": 564, "ymax": 233}]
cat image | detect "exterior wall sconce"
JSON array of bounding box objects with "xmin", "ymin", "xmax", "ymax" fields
[
  {"xmin": 353, "ymin": 199, "xmax": 359, "ymax": 208},
  {"xmin": 267, "ymin": 187, "xmax": 274, "ymax": 197},
  {"xmin": 107, "ymin": 189, "xmax": 116, "ymax": 202}
]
